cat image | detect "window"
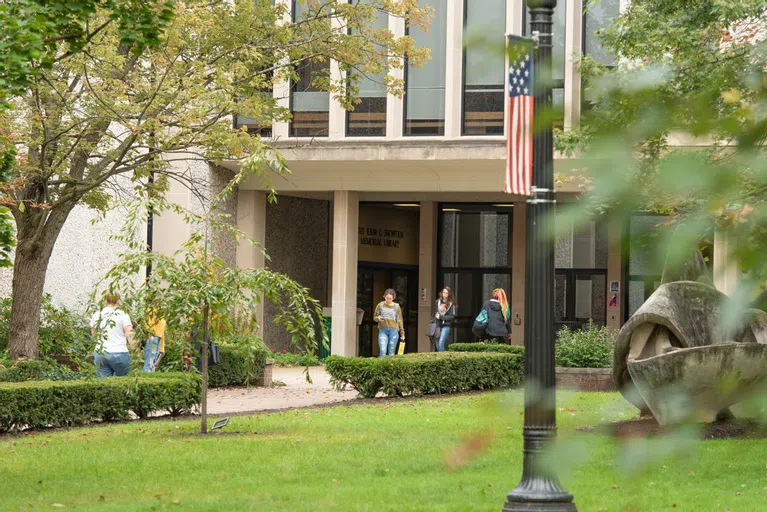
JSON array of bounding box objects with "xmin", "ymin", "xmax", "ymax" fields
[
  {"xmin": 524, "ymin": 2, "xmax": 566, "ymax": 126},
  {"xmin": 625, "ymin": 214, "xmax": 666, "ymax": 320},
  {"xmin": 290, "ymin": 0, "xmax": 330, "ymax": 137},
  {"xmin": 555, "ymin": 216, "xmax": 608, "ymax": 330},
  {"xmin": 582, "ymin": 0, "xmax": 620, "ymax": 109},
  {"xmin": 438, "ymin": 204, "xmax": 513, "ymax": 344},
  {"xmin": 404, "ymin": 0, "xmax": 447, "ymax": 136},
  {"xmin": 346, "ymin": 1, "xmax": 388, "ymax": 136},
  {"xmin": 461, "ymin": 0, "xmax": 506, "ymax": 135}
]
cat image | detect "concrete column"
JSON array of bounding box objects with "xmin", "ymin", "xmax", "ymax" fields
[
  {"xmin": 331, "ymin": 191, "xmax": 359, "ymax": 356},
  {"xmin": 714, "ymin": 230, "xmax": 739, "ymax": 297},
  {"xmin": 387, "ymin": 14, "xmax": 405, "ymax": 139},
  {"xmin": 328, "ymin": 13, "xmax": 346, "ymax": 140},
  {"xmin": 236, "ymin": 190, "xmax": 267, "ymax": 328},
  {"xmin": 606, "ymin": 221, "xmax": 623, "ymax": 330},
  {"xmin": 564, "ymin": 0, "xmax": 583, "ymax": 129},
  {"xmin": 272, "ymin": 0, "xmax": 292, "ymax": 140},
  {"xmin": 417, "ymin": 201, "xmax": 438, "ymax": 352},
  {"xmin": 444, "ymin": 0, "xmax": 464, "ymax": 138},
  {"xmin": 510, "ymin": 203, "xmax": 526, "ymax": 346}
]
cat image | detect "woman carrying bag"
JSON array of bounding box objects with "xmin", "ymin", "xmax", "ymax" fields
[
  {"xmin": 472, "ymin": 288, "xmax": 511, "ymax": 343},
  {"xmin": 427, "ymin": 287, "xmax": 456, "ymax": 352}
]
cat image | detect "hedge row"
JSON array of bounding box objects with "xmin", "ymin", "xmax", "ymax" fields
[
  {"xmin": 448, "ymin": 342, "xmax": 524, "ymax": 356},
  {"xmin": 325, "ymin": 352, "xmax": 524, "ymax": 398},
  {"xmin": 208, "ymin": 346, "xmax": 266, "ymax": 387},
  {"xmin": 0, "ymin": 373, "xmax": 201, "ymax": 433},
  {"xmin": 0, "ymin": 360, "xmax": 87, "ymax": 382}
]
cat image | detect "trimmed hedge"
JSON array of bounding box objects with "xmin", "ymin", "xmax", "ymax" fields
[
  {"xmin": 0, "ymin": 373, "xmax": 201, "ymax": 433},
  {"xmin": 325, "ymin": 352, "xmax": 524, "ymax": 398},
  {"xmin": 448, "ymin": 342, "xmax": 525, "ymax": 356},
  {"xmin": 208, "ymin": 346, "xmax": 266, "ymax": 387}
]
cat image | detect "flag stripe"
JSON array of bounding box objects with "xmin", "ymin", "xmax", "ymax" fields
[{"xmin": 505, "ymin": 37, "xmax": 533, "ymax": 196}]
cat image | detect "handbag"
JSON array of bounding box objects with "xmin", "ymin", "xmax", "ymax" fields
[
  {"xmin": 472, "ymin": 307, "xmax": 489, "ymax": 338},
  {"xmin": 426, "ymin": 318, "xmax": 441, "ymax": 338}
]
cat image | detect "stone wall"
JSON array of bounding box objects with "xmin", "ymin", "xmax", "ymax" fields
[{"xmin": 263, "ymin": 196, "xmax": 330, "ymax": 352}]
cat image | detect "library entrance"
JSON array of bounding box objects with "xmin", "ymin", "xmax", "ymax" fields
[{"xmin": 355, "ymin": 203, "xmax": 420, "ymax": 357}]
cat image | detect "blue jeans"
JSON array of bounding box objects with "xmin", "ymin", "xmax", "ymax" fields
[
  {"xmin": 143, "ymin": 336, "xmax": 161, "ymax": 372},
  {"xmin": 437, "ymin": 326, "xmax": 451, "ymax": 352},
  {"xmin": 378, "ymin": 327, "xmax": 399, "ymax": 357},
  {"xmin": 95, "ymin": 352, "xmax": 131, "ymax": 378}
]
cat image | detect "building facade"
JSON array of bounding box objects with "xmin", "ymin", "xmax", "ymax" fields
[
  {"xmin": 227, "ymin": 0, "xmax": 633, "ymax": 355},
  {"xmin": 6, "ymin": 0, "xmax": 739, "ymax": 356}
]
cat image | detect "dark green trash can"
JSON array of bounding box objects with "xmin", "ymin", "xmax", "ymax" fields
[{"xmin": 320, "ymin": 315, "xmax": 331, "ymax": 360}]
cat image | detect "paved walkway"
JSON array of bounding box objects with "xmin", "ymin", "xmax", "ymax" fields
[{"xmin": 206, "ymin": 366, "xmax": 359, "ymax": 415}]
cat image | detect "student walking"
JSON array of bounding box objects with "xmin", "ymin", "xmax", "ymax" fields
[
  {"xmin": 473, "ymin": 288, "xmax": 511, "ymax": 343},
  {"xmin": 374, "ymin": 288, "xmax": 405, "ymax": 357},
  {"xmin": 432, "ymin": 286, "xmax": 456, "ymax": 352},
  {"xmin": 143, "ymin": 312, "xmax": 167, "ymax": 372},
  {"xmin": 90, "ymin": 292, "xmax": 135, "ymax": 378}
]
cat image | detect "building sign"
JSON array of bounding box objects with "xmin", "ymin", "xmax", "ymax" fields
[
  {"xmin": 359, "ymin": 227, "xmax": 405, "ymax": 248},
  {"xmin": 358, "ymin": 205, "xmax": 419, "ymax": 266}
]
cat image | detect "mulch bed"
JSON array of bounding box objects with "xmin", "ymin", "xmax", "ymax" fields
[{"xmin": 580, "ymin": 417, "xmax": 767, "ymax": 440}]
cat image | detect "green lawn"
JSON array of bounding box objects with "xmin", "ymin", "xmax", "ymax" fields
[{"xmin": 1, "ymin": 391, "xmax": 764, "ymax": 511}]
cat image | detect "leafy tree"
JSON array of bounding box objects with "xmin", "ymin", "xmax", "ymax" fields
[
  {"xmin": 0, "ymin": 0, "xmax": 178, "ymax": 267},
  {"xmin": 1, "ymin": 0, "xmax": 431, "ymax": 359},
  {"xmin": 94, "ymin": 169, "xmax": 326, "ymax": 433},
  {"xmin": 560, "ymin": 0, "xmax": 767, "ymax": 305}
]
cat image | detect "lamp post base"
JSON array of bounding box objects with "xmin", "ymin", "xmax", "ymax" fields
[{"xmin": 503, "ymin": 501, "xmax": 577, "ymax": 512}]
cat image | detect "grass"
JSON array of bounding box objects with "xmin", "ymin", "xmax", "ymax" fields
[{"xmin": 1, "ymin": 391, "xmax": 765, "ymax": 511}]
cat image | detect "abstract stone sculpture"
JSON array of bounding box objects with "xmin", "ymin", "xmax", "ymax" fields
[{"xmin": 613, "ymin": 281, "xmax": 767, "ymax": 425}]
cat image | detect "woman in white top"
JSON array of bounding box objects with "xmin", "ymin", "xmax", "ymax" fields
[{"xmin": 90, "ymin": 292, "xmax": 135, "ymax": 377}]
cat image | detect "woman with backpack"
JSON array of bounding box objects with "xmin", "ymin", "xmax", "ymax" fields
[
  {"xmin": 431, "ymin": 286, "xmax": 456, "ymax": 352},
  {"xmin": 374, "ymin": 288, "xmax": 405, "ymax": 357},
  {"xmin": 472, "ymin": 288, "xmax": 511, "ymax": 343}
]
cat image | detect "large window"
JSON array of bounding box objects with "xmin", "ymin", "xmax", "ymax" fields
[
  {"xmin": 346, "ymin": 1, "xmax": 388, "ymax": 137},
  {"xmin": 582, "ymin": 0, "xmax": 620, "ymax": 109},
  {"xmin": 461, "ymin": 0, "xmax": 506, "ymax": 135},
  {"xmin": 404, "ymin": 0, "xmax": 447, "ymax": 136},
  {"xmin": 290, "ymin": 0, "xmax": 330, "ymax": 137},
  {"xmin": 524, "ymin": 1, "xmax": 566, "ymax": 126},
  {"xmin": 555, "ymin": 216, "xmax": 608, "ymax": 330},
  {"xmin": 438, "ymin": 204, "xmax": 513, "ymax": 344},
  {"xmin": 625, "ymin": 214, "xmax": 666, "ymax": 320}
]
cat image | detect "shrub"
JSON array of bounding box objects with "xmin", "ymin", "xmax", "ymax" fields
[
  {"xmin": 325, "ymin": 352, "xmax": 524, "ymax": 399},
  {"xmin": 0, "ymin": 295, "xmax": 92, "ymax": 358},
  {"xmin": 448, "ymin": 342, "xmax": 525, "ymax": 356},
  {"xmin": 0, "ymin": 360, "xmax": 55, "ymax": 382},
  {"xmin": 0, "ymin": 373, "xmax": 201, "ymax": 432},
  {"xmin": 555, "ymin": 321, "xmax": 615, "ymax": 368},
  {"xmin": 208, "ymin": 345, "xmax": 267, "ymax": 387},
  {"xmin": 269, "ymin": 351, "xmax": 321, "ymax": 367}
]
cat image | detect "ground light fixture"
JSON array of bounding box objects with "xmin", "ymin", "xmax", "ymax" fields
[
  {"xmin": 502, "ymin": 0, "xmax": 577, "ymax": 510},
  {"xmin": 211, "ymin": 417, "xmax": 230, "ymax": 431}
]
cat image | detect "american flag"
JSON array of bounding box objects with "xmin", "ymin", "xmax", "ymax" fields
[{"xmin": 505, "ymin": 36, "xmax": 534, "ymax": 196}]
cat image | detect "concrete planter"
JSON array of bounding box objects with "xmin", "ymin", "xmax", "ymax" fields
[
  {"xmin": 555, "ymin": 367, "xmax": 615, "ymax": 392},
  {"xmin": 257, "ymin": 359, "xmax": 274, "ymax": 387}
]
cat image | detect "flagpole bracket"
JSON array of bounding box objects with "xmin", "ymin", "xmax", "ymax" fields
[{"xmin": 527, "ymin": 186, "xmax": 556, "ymax": 205}]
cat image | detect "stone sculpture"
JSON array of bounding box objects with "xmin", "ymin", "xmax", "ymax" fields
[{"xmin": 613, "ymin": 281, "xmax": 767, "ymax": 425}]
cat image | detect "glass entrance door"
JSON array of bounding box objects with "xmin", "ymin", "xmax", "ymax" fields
[{"xmin": 357, "ymin": 265, "xmax": 418, "ymax": 357}]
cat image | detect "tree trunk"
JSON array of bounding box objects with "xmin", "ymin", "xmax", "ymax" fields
[{"xmin": 8, "ymin": 207, "xmax": 74, "ymax": 360}]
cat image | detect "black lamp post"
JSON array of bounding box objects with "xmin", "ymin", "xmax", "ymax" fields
[{"xmin": 503, "ymin": 1, "xmax": 576, "ymax": 511}]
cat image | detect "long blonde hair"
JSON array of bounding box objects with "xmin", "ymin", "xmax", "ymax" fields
[{"xmin": 492, "ymin": 288, "xmax": 509, "ymax": 319}]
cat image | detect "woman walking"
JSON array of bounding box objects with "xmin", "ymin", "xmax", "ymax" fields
[
  {"xmin": 474, "ymin": 288, "xmax": 511, "ymax": 343},
  {"xmin": 374, "ymin": 288, "xmax": 405, "ymax": 357},
  {"xmin": 90, "ymin": 292, "xmax": 135, "ymax": 377},
  {"xmin": 433, "ymin": 287, "xmax": 456, "ymax": 352}
]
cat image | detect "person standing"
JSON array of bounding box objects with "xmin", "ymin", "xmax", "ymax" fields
[
  {"xmin": 374, "ymin": 288, "xmax": 405, "ymax": 357},
  {"xmin": 90, "ymin": 292, "xmax": 135, "ymax": 378},
  {"xmin": 434, "ymin": 287, "xmax": 456, "ymax": 352},
  {"xmin": 143, "ymin": 312, "xmax": 167, "ymax": 372}
]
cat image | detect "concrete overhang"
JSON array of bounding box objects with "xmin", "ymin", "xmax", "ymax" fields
[{"xmin": 219, "ymin": 139, "xmax": 585, "ymax": 194}]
